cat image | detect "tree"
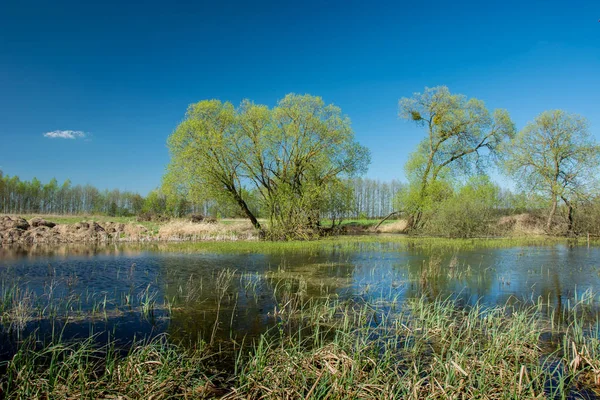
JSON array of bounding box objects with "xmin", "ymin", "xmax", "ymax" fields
[
  {"xmin": 165, "ymin": 94, "xmax": 370, "ymax": 239},
  {"xmin": 397, "ymin": 86, "xmax": 515, "ymax": 228},
  {"xmin": 43, "ymin": 178, "xmax": 58, "ymax": 213},
  {"xmin": 143, "ymin": 190, "xmax": 168, "ymax": 215},
  {"xmin": 427, "ymin": 175, "xmax": 501, "ymax": 238},
  {"xmin": 321, "ymin": 180, "xmax": 355, "ymax": 228},
  {"xmin": 0, "ymin": 172, "xmax": 145, "ymax": 216},
  {"xmin": 503, "ymin": 110, "xmax": 600, "ymax": 234}
]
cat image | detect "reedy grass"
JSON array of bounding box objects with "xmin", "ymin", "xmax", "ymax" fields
[
  {"xmin": 2, "ymin": 241, "xmax": 600, "ymax": 398},
  {"xmin": 2, "ymin": 293, "xmax": 599, "ymax": 399},
  {"xmin": 152, "ymin": 234, "xmax": 599, "ymax": 256},
  {"xmin": 1, "ymin": 334, "xmax": 217, "ymax": 399}
]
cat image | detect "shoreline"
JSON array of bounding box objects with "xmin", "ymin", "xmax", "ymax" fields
[{"xmin": 1, "ymin": 214, "xmax": 595, "ymax": 250}]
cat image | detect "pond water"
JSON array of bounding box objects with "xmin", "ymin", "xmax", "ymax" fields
[{"xmin": 1, "ymin": 240, "xmax": 599, "ymax": 361}]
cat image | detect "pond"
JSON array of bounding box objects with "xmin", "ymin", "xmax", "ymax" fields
[{"xmin": 1, "ymin": 238, "xmax": 599, "ymax": 361}]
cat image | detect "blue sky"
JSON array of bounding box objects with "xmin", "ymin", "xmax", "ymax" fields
[{"xmin": 1, "ymin": 0, "xmax": 598, "ymax": 194}]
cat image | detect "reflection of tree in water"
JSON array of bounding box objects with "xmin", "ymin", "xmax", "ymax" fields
[
  {"xmin": 2, "ymin": 242, "xmax": 599, "ymax": 356},
  {"xmin": 161, "ymin": 249, "xmax": 357, "ymax": 346},
  {"xmin": 390, "ymin": 248, "xmax": 496, "ymax": 306},
  {"xmin": 529, "ymin": 245, "xmax": 600, "ymax": 321}
]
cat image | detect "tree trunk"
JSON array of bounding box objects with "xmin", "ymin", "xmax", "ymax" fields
[
  {"xmin": 374, "ymin": 210, "xmax": 402, "ymax": 230},
  {"xmin": 546, "ymin": 196, "xmax": 557, "ymax": 232},
  {"xmin": 561, "ymin": 196, "xmax": 574, "ymax": 235},
  {"xmin": 232, "ymin": 192, "xmax": 262, "ymax": 234}
]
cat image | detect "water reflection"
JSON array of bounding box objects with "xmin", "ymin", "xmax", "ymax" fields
[{"xmin": 0, "ymin": 241, "xmax": 599, "ymax": 358}]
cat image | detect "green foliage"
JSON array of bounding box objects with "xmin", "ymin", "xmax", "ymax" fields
[
  {"xmin": 321, "ymin": 180, "xmax": 355, "ymax": 226},
  {"xmin": 395, "ymin": 179, "xmax": 453, "ymax": 220},
  {"xmin": 142, "ymin": 190, "xmax": 167, "ymax": 215},
  {"xmin": 166, "ymin": 94, "xmax": 370, "ymax": 239},
  {"xmin": 573, "ymin": 196, "xmax": 600, "ymax": 235},
  {"xmin": 425, "ymin": 176, "xmax": 501, "ymax": 238},
  {"xmin": 502, "ymin": 110, "xmax": 600, "ymax": 232},
  {"xmin": 0, "ymin": 170, "xmax": 144, "ymax": 216},
  {"xmin": 397, "ymin": 86, "xmax": 515, "ymax": 228}
]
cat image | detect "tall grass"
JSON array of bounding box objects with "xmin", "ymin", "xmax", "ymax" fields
[
  {"xmin": 2, "ymin": 239, "xmax": 600, "ymax": 398},
  {"xmin": 149, "ymin": 234, "xmax": 598, "ymax": 256},
  {"xmin": 1, "ymin": 293, "xmax": 599, "ymax": 399}
]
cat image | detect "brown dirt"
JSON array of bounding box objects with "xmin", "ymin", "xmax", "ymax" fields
[{"xmin": 0, "ymin": 216, "xmax": 151, "ymax": 246}]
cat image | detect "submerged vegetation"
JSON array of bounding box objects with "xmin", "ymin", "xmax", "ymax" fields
[
  {"xmin": 1, "ymin": 240, "xmax": 600, "ymax": 398},
  {"xmin": 1, "ymin": 292, "xmax": 599, "ymax": 398}
]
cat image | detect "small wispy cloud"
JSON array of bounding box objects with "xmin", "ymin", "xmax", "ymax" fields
[{"xmin": 43, "ymin": 130, "xmax": 87, "ymax": 139}]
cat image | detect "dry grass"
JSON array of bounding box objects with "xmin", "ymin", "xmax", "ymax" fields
[
  {"xmin": 158, "ymin": 220, "xmax": 257, "ymax": 241},
  {"xmin": 376, "ymin": 219, "xmax": 409, "ymax": 233},
  {"xmin": 497, "ymin": 213, "xmax": 546, "ymax": 236}
]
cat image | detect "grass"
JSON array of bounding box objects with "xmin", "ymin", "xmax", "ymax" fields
[
  {"xmin": 1, "ymin": 294, "xmax": 599, "ymax": 399},
  {"xmin": 144, "ymin": 234, "xmax": 599, "ymax": 256},
  {"xmin": 11, "ymin": 214, "xmax": 260, "ymax": 240},
  {"xmin": 317, "ymin": 218, "xmax": 403, "ymax": 229},
  {"xmin": 2, "ymin": 234, "xmax": 600, "ymax": 397},
  {"xmin": 158, "ymin": 220, "xmax": 257, "ymax": 241}
]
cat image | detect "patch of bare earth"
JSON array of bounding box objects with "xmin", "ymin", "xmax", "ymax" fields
[{"xmin": 0, "ymin": 216, "xmax": 151, "ymax": 245}]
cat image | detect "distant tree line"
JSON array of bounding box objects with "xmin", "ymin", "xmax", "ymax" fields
[
  {"xmin": 0, "ymin": 170, "xmax": 403, "ymax": 221},
  {"xmin": 349, "ymin": 178, "xmax": 403, "ymax": 219},
  {"xmin": 0, "ymin": 171, "xmax": 145, "ymax": 216}
]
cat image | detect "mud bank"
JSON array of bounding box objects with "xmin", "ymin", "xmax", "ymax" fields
[{"xmin": 0, "ymin": 216, "xmax": 150, "ymax": 245}]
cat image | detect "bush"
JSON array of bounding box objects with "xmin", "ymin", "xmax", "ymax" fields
[
  {"xmin": 424, "ymin": 176, "xmax": 501, "ymax": 238},
  {"xmin": 573, "ymin": 197, "xmax": 600, "ymax": 236}
]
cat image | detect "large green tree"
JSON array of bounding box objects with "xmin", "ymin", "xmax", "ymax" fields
[
  {"xmin": 503, "ymin": 110, "xmax": 600, "ymax": 233},
  {"xmin": 397, "ymin": 86, "xmax": 515, "ymax": 228},
  {"xmin": 165, "ymin": 94, "xmax": 370, "ymax": 239}
]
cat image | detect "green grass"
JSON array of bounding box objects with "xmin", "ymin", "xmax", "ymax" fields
[
  {"xmin": 1, "ymin": 245, "xmax": 600, "ymax": 399},
  {"xmin": 2, "ymin": 295, "xmax": 599, "ymax": 399},
  {"xmin": 316, "ymin": 218, "xmax": 399, "ymax": 229},
  {"xmin": 146, "ymin": 234, "xmax": 598, "ymax": 255}
]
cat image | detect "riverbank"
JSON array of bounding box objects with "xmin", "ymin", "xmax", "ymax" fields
[
  {"xmin": 0, "ymin": 213, "xmax": 594, "ymax": 247},
  {"xmin": 0, "ymin": 215, "xmax": 259, "ymax": 245}
]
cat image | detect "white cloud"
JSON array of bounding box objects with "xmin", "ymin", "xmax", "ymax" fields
[{"xmin": 43, "ymin": 130, "xmax": 87, "ymax": 139}]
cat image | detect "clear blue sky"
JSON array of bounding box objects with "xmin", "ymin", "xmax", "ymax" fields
[{"xmin": 1, "ymin": 0, "xmax": 598, "ymax": 194}]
